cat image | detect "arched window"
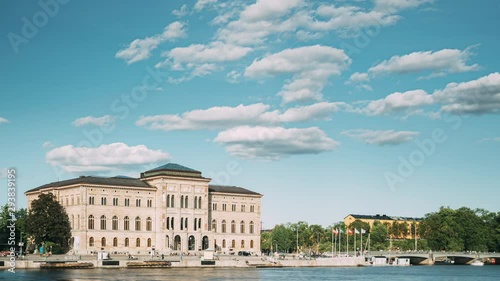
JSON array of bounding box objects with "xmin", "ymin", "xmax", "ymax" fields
[
  {"xmin": 181, "ymin": 195, "xmax": 184, "ymax": 208},
  {"xmin": 147, "ymin": 238, "xmax": 152, "ymax": 247},
  {"xmin": 231, "ymin": 239, "xmax": 236, "ymax": 248},
  {"xmin": 198, "ymin": 218, "xmax": 201, "ymax": 230},
  {"xmin": 240, "ymin": 221, "xmax": 245, "ymax": 234},
  {"xmin": 194, "ymin": 218, "xmax": 197, "ymax": 231},
  {"xmin": 100, "ymin": 215, "xmax": 106, "ymax": 230},
  {"xmin": 77, "ymin": 215, "xmax": 80, "ymax": 229},
  {"xmin": 231, "ymin": 220, "xmax": 236, "ymax": 233},
  {"xmin": 101, "ymin": 237, "xmax": 106, "ymax": 247},
  {"xmin": 124, "ymin": 216, "xmax": 130, "ymax": 231},
  {"xmin": 198, "ymin": 197, "xmax": 202, "ymax": 209},
  {"xmin": 212, "ymin": 219, "xmax": 217, "ymax": 232},
  {"xmin": 112, "ymin": 216, "xmax": 118, "ymax": 230},
  {"xmin": 135, "ymin": 217, "xmax": 141, "ymax": 231},
  {"xmin": 194, "ymin": 196, "xmax": 197, "ymax": 209},
  {"xmin": 71, "ymin": 215, "xmax": 74, "ymax": 229},
  {"xmin": 185, "ymin": 218, "xmax": 188, "ymax": 231},
  {"xmin": 146, "ymin": 217, "xmax": 152, "ymax": 231},
  {"xmin": 113, "ymin": 237, "xmax": 118, "ymax": 247},
  {"xmin": 171, "ymin": 217, "xmax": 174, "ymax": 230},
  {"xmin": 166, "ymin": 217, "xmax": 170, "ymax": 230},
  {"xmin": 185, "ymin": 196, "xmax": 188, "ymax": 208},
  {"xmin": 125, "ymin": 238, "xmax": 129, "ymax": 247},
  {"xmin": 222, "ymin": 239, "xmax": 226, "ymax": 248},
  {"xmin": 249, "ymin": 221, "xmax": 255, "ymax": 234},
  {"xmin": 188, "ymin": 236, "xmax": 195, "ymax": 250},
  {"xmin": 88, "ymin": 215, "xmax": 94, "ymax": 230},
  {"xmin": 250, "ymin": 240, "xmax": 254, "ymax": 249},
  {"xmin": 221, "ymin": 220, "xmax": 226, "ymax": 233},
  {"xmin": 171, "ymin": 195, "xmax": 175, "ymax": 208},
  {"xmin": 180, "ymin": 217, "xmax": 184, "ymax": 231},
  {"xmin": 136, "ymin": 238, "xmax": 141, "ymax": 247},
  {"xmin": 241, "ymin": 240, "xmax": 244, "ymax": 248},
  {"xmin": 89, "ymin": 237, "xmax": 94, "ymax": 247},
  {"xmin": 167, "ymin": 195, "xmax": 170, "ymax": 208}
]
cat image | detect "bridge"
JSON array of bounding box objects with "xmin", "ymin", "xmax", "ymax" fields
[{"xmin": 364, "ymin": 251, "xmax": 500, "ymax": 265}]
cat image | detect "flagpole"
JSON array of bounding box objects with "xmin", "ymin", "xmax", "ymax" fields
[
  {"xmin": 361, "ymin": 229, "xmax": 363, "ymax": 256},
  {"xmin": 331, "ymin": 226, "xmax": 334, "ymax": 258},
  {"xmin": 354, "ymin": 229, "xmax": 356, "ymax": 256},
  {"xmin": 346, "ymin": 229, "xmax": 349, "ymax": 257},
  {"xmin": 338, "ymin": 230, "xmax": 341, "ymax": 256}
]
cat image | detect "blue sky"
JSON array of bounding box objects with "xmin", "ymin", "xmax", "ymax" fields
[{"xmin": 1, "ymin": 0, "xmax": 500, "ymax": 228}]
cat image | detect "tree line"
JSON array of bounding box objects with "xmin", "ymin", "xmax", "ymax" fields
[{"xmin": 261, "ymin": 207, "xmax": 500, "ymax": 254}]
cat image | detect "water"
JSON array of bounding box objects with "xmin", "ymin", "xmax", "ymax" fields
[{"xmin": 2, "ymin": 266, "xmax": 500, "ymax": 281}]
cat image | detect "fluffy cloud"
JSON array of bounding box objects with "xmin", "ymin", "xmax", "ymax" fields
[
  {"xmin": 348, "ymin": 72, "xmax": 370, "ymax": 83},
  {"xmin": 341, "ymin": 129, "xmax": 419, "ymax": 145},
  {"xmin": 363, "ymin": 90, "xmax": 434, "ymax": 115},
  {"xmin": 368, "ymin": 47, "xmax": 479, "ymax": 78},
  {"xmin": 72, "ymin": 115, "xmax": 116, "ymax": 127},
  {"xmin": 374, "ymin": 0, "xmax": 434, "ymax": 12},
  {"xmin": 42, "ymin": 141, "xmax": 54, "ymax": 149},
  {"xmin": 194, "ymin": 0, "xmax": 218, "ymax": 12},
  {"xmin": 433, "ymin": 72, "xmax": 500, "ymax": 114},
  {"xmin": 245, "ymin": 45, "xmax": 351, "ymax": 104},
  {"xmin": 115, "ymin": 21, "xmax": 186, "ymax": 64},
  {"xmin": 172, "ymin": 4, "xmax": 188, "ymax": 17},
  {"xmin": 0, "ymin": 117, "xmax": 9, "ymax": 124},
  {"xmin": 214, "ymin": 126, "xmax": 339, "ymax": 159},
  {"xmin": 136, "ymin": 102, "xmax": 343, "ymax": 131},
  {"xmin": 46, "ymin": 143, "xmax": 170, "ymax": 173}
]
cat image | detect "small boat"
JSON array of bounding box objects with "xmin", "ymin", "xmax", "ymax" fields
[{"xmin": 470, "ymin": 260, "xmax": 484, "ymax": 266}]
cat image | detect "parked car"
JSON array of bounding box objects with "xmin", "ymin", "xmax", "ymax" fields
[{"xmin": 238, "ymin": 251, "xmax": 251, "ymax": 256}]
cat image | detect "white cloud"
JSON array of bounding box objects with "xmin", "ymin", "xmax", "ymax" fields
[
  {"xmin": 46, "ymin": 143, "xmax": 170, "ymax": 173},
  {"xmin": 214, "ymin": 126, "xmax": 339, "ymax": 159},
  {"xmin": 136, "ymin": 102, "xmax": 343, "ymax": 131},
  {"xmin": 0, "ymin": 117, "xmax": 9, "ymax": 124},
  {"xmin": 295, "ymin": 30, "xmax": 323, "ymax": 41},
  {"xmin": 374, "ymin": 0, "xmax": 434, "ymax": 12},
  {"xmin": 194, "ymin": 0, "xmax": 218, "ymax": 12},
  {"xmin": 245, "ymin": 45, "xmax": 351, "ymax": 104},
  {"xmin": 226, "ymin": 70, "xmax": 242, "ymax": 83},
  {"xmin": 341, "ymin": 129, "xmax": 419, "ymax": 145},
  {"xmin": 156, "ymin": 41, "xmax": 252, "ymax": 78},
  {"xmin": 42, "ymin": 141, "xmax": 54, "ymax": 149},
  {"xmin": 71, "ymin": 115, "xmax": 116, "ymax": 127},
  {"xmin": 368, "ymin": 47, "xmax": 479, "ymax": 78},
  {"xmin": 363, "ymin": 90, "xmax": 434, "ymax": 115},
  {"xmin": 115, "ymin": 21, "xmax": 186, "ymax": 64},
  {"xmin": 433, "ymin": 72, "xmax": 500, "ymax": 114},
  {"xmin": 172, "ymin": 4, "xmax": 188, "ymax": 17},
  {"xmin": 348, "ymin": 72, "xmax": 370, "ymax": 83}
]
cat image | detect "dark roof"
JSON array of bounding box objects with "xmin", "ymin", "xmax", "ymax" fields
[
  {"xmin": 145, "ymin": 163, "xmax": 200, "ymax": 173},
  {"xmin": 348, "ymin": 214, "xmax": 421, "ymax": 221},
  {"xmin": 209, "ymin": 185, "xmax": 261, "ymax": 196},
  {"xmin": 26, "ymin": 176, "xmax": 152, "ymax": 193}
]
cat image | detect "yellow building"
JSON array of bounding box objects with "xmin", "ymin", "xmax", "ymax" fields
[{"xmin": 344, "ymin": 214, "xmax": 421, "ymax": 239}]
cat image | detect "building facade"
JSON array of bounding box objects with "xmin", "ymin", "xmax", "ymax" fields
[
  {"xmin": 25, "ymin": 163, "xmax": 262, "ymax": 255},
  {"xmin": 344, "ymin": 214, "xmax": 421, "ymax": 239}
]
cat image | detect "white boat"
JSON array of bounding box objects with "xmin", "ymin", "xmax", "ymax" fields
[{"xmin": 471, "ymin": 260, "xmax": 484, "ymax": 266}]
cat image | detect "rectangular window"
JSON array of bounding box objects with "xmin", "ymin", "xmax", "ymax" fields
[
  {"xmin": 136, "ymin": 199, "xmax": 141, "ymax": 207},
  {"xmin": 231, "ymin": 204, "xmax": 236, "ymax": 212},
  {"xmin": 222, "ymin": 204, "xmax": 227, "ymax": 211},
  {"xmin": 124, "ymin": 198, "xmax": 130, "ymax": 206},
  {"xmin": 250, "ymin": 205, "xmax": 255, "ymax": 212},
  {"xmin": 147, "ymin": 199, "xmax": 152, "ymax": 208},
  {"xmin": 101, "ymin": 197, "xmax": 107, "ymax": 205},
  {"xmin": 241, "ymin": 205, "xmax": 245, "ymax": 212},
  {"xmin": 212, "ymin": 203, "xmax": 217, "ymax": 211},
  {"xmin": 113, "ymin": 198, "xmax": 118, "ymax": 206},
  {"xmin": 89, "ymin": 196, "xmax": 94, "ymax": 205}
]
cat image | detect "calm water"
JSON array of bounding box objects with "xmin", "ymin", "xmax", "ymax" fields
[{"xmin": 2, "ymin": 266, "xmax": 500, "ymax": 281}]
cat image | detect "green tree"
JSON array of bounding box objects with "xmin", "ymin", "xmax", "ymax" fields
[
  {"xmin": 0, "ymin": 204, "xmax": 27, "ymax": 251},
  {"xmin": 271, "ymin": 224, "xmax": 292, "ymax": 253},
  {"xmin": 261, "ymin": 231, "xmax": 272, "ymax": 253},
  {"xmin": 370, "ymin": 221, "xmax": 389, "ymax": 250},
  {"xmin": 25, "ymin": 193, "xmax": 71, "ymax": 254}
]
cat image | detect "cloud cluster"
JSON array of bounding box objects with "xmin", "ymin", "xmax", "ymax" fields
[
  {"xmin": 245, "ymin": 45, "xmax": 351, "ymax": 104},
  {"xmin": 72, "ymin": 115, "xmax": 116, "ymax": 127},
  {"xmin": 0, "ymin": 117, "xmax": 9, "ymax": 124},
  {"xmin": 214, "ymin": 126, "xmax": 339, "ymax": 159},
  {"xmin": 136, "ymin": 102, "xmax": 344, "ymax": 131},
  {"xmin": 363, "ymin": 90, "xmax": 434, "ymax": 115},
  {"xmin": 46, "ymin": 143, "xmax": 170, "ymax": 173},
  {"xmin": 341, "ymin": 129, "xmax": 419, "ymax": 145},
  {"xmin": 115, "ymin": 22, "xmax": 186, "ymax": 64}
]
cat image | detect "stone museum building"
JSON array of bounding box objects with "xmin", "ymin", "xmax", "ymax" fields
[{"xmin": 25, "ymin": 163, "xmax": 263, "ymax": 255}]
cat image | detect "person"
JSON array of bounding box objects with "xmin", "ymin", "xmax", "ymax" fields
[{"xmin": 161, "ymin": 254, "xmax": 164, "ymax": 260}]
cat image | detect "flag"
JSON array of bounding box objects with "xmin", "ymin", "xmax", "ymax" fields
[
  {"xmin": 347, "ymin": 229, "xmax": 353, "ymax": 235},
  {"xmin": 355, "ymin": 229, "xmax": 360, "ymax": 234},
  {"xmin": 361, "ymin": 229, "xmax": 366, "ymax": 234},
  {"xmin": 339, "ymin": 229, "xmax": 344, "ymax": 234},
  {"xmin": 333, "ymin": 229, "xmax": 339, "ymax": 235}
]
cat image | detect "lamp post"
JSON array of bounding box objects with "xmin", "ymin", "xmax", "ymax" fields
[
  {"xmin": 295, "ymin": 227, "xmax": 299, "ymax": 254},
  {"xmin": 19, "ymin": 231, "xmax": 24, "ymax": 257}
]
